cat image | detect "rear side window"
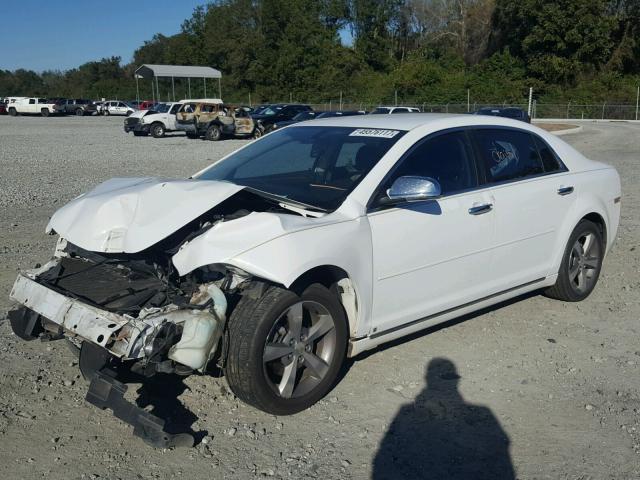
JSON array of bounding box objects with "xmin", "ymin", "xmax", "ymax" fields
[
  {"xmin": 533, "ymin": 135, "xmax": 564, "ymax": 173},
  {"xmin": 386, "ymin": 131, "xmax": 477, "ymax": 195},
  {"xmin": 474, "ymin": 129, "xmax": 544, "ymax": 183}
]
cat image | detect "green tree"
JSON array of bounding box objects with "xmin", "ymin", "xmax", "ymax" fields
[{"xmin": 492, "ymin": 0, "xmax": 616, "ymax": 83}]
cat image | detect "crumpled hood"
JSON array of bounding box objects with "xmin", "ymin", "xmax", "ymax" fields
[{"xmin": 46, "ymin": 177, "xmax": 244, "ymax": 253}]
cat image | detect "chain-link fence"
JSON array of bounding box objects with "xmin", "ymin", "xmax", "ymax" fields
[{"xmin": 301, "ymin": 101, "xmax": 640, "ymax": 120}]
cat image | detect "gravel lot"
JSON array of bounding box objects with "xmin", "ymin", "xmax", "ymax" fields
[{"xmin": 0, "ymin": 115, "xmax": 638, "ymax": 479}]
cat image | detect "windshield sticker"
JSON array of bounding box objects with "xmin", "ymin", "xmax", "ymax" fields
[{"xmin": 349, "ymin": 128, "xmax": 400, "ymax": 139}]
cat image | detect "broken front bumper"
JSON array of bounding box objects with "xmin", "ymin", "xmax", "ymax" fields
[
  {"xmin": 8, "ymin": 264, "xmax": 227, "ymax": 372},
  {"xmin": 10, "ymin": 272, "xmax": 143, "ymax": 356}
]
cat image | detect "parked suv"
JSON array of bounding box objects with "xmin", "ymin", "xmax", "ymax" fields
[
  {"xmin": 7, "ymin": 97, "xmax": 59, "ymax": 116},
  {"xmin": 124, "ymin": 102, "xmax": 184, "ymax": 138},
  {"xmin": 56, "ymin": 99, "xmax": 97, "ymax": 116},
  {"xmin": 250, "ymin": 104, "xmax": 313, "ymax": 132},
  {"xmin": 176, "ymin": 99, "xmax": 261, "ymax": 140}
]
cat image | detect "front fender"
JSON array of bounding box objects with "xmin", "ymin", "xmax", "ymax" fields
[{"xmin": 172, "ymin": 215, "xmax": 374, "ymax": 337}]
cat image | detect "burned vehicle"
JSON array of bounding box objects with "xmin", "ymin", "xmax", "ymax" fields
[
  {"xmin": 8, "ymin": 114, "xmax": 620, "ymax": 448},
  {"xmin": 176, "ymin": 99, "xmax": 262, "ymax": 140}
]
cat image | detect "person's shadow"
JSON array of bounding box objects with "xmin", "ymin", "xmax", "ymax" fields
[{"xmin": 372, "ymin": 358, "xmax": 515, "ymax": 480}]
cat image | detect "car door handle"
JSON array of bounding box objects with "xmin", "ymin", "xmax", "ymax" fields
[
  {"xmin": 468, "ymin": 203, "xmax": 493, "ymax": 215},
  {"xmin": 557, "ymin": 186, "xmax": 574, "ymax": 196}
]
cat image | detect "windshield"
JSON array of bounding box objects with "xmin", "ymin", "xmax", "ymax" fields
[
  {"xmin": 259, "ymin": 106, "xmax": 282, "ymax": 116},
  {"xmin": 197, "ymin": 126, "xmax": 406, "ymax": 211},
  {"xmin": 149, "ymin": 103, "xmax": 171, "ymax": 113}
]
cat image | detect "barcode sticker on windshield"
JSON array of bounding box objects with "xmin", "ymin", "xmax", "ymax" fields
[{"xmin": 349, "ymin": 129, "xmax": 400, "ymax": 139}]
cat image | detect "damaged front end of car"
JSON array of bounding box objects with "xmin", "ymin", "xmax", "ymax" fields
[
  {"xmin": 5, "ymin": 182, "xmax": 302, "ymax": 448},
  {"xmin": 8, "ymin": 238, "xmax": 249, "ymax": 447}
]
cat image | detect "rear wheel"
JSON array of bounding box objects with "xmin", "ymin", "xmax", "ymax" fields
[
  {"xmin": 226, "ymin": 283, "xmax": 347, "ymax": 415},
  {"xmin": 151, "ymin": 122, "xmax": 166, "ymax": 138},
  {"xmin": 205, "ymin": 124, "xmax": 222, "ymax": 141},
  {"xmin": 545, "ymin": 219, "xmax": 604, "ymax": 301},
  {"xmin": 41, "ymin": 108, "xmax": 50, "ymax": 117},
  {"xmin": 103, "ymin": 109, "xmax": 110, "ymax": 116}
]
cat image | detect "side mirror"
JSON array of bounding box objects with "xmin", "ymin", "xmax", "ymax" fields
[{"xmin": 384, "ymin": 176, "xmax": 441, "ymax": 204}]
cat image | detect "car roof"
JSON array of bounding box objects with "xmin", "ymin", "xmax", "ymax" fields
[{"xmin": 294, "ymin": 112, "xmax": 536, "ymax": 132}]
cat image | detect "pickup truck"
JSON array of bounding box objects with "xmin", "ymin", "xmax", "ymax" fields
[
  {"xmin": 7, "ymin": 97, "xmax": 58, "ymax": 116},
  {"xmin": 55, "ymin": 99, "xmax": 97, "ymax": 116},
  {"xmin": 124, "ymin": 102, "xmax": 184, "ymax": 138}
]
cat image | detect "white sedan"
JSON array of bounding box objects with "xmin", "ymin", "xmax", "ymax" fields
[{"xmin": 8, "ymin": 114, "xmax": 620, "ymax": 445}]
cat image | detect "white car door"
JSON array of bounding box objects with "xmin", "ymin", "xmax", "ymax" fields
[
  {"xmin": 27, "ymin": 98, "xmax": 37, "ymax": 113},
  {"xmin": 166, "ymin": 104, "xmax": 181, "ymax": 130},
  {"xmin": 367, "ymin": 130, "xmax": 496, "ymax": 336},
  {"xmin": 470, "ymin": 127, "xmax": 576, "ymax": 291}
]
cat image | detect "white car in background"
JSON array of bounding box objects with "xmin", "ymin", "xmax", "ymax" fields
[
  {"xmin": 124, "ymin": 101, "xmax": 184, "ymax": 138},
  {"xmin": 8, "ymin": 114, "xmax": 620, "ymax": 447},
  {"xmin": 7, "ymin": 97, "xmax": 58, "ymax": 116},
  {"xmin": 102, "ymin": 100, "xmax": 135, "ymax": 116}
]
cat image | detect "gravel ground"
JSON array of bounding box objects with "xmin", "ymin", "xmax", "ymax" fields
[{"xmin": 0, "ymin": 115, "xmax": 638, "ymax": 479}]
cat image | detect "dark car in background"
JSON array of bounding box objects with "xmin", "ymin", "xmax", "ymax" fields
[
  {"xmin": 271, "ymin": 110, "xmax": 365, "ymax": 130},
  {"xmin": 55, "ymin": 99, "xmax": 97, "ymax": 116},
  {"xmin": 250, "ymin": 104, "xmax": 313, "ymax": 132},
  {"xmin": 474, "ymin": 107, "xmax": 531, "ymax": 123},
  {"xmin": 0, "ymin": 102, "xmax": 7, "ymax": 115}
]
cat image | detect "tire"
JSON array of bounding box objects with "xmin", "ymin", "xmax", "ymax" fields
[
  {"xmin": 9, "ymin": 108, "xmax": 17, "ymax": 116},
  {"xmin": 104, "ymin": 110, "xmax": 110, "ymax": 116},
  {"xmin": 544, "ymin": 219, "xmax": 604, "ymax": 302},
  {"xmin": 226, "ymin": 283, "xmax": 347, "ymax": 415},
  {"xmin": 205, "ymin": 124, "xmax": 222, "ymax": 141},
  {"xmin": 41, "ymin": 108, "xmax": 50, "ymax": 117},
  {"xmin": 75, "ymin": 108, "xmax": 84, "ymax": 116},
  {"xmin": 252, "ymin": 127, "xmax": 263, "ymax": 139},
  {"xmin": 151, "ymin": 122, "xmax": 165, "ymax": 138}
]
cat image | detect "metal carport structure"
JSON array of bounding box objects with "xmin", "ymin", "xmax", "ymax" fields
[{"xmin": 134, "ymin": 64, "xmax": 222, "ymax": 103}]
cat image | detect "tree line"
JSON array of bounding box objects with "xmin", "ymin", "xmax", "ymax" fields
[{"xmin": 2, "ymin": 0, "xmax": 640, "ymax": 105}]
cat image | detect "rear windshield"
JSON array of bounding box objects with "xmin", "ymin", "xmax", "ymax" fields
[{"xmin": 197, "ymin": 126, "xmax": 406, "ymax": 211}]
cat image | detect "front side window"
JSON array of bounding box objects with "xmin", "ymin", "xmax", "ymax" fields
[
  {"xmin": 474, "ymin": 129, "xmax": 544, "ymax": 183},
  {"xmin": 197, "ymin": 126, "xmax": 405, "ymax": 211},
  {"xmin": 29, "ymin": 99, "xmax": 35, "ymax": 104},
  {"xmin": 381, "ymin": 131, "xmax": 477, "ymax": 196},
  {"xmin": 169, "ymin": 104, "xmax": 180, "ymax": 114}
]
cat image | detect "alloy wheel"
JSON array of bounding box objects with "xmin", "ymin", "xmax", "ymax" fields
[
  {"xmin": 262, "ymin": 301, "xmax": 337, "ymax": 399},
  {"xmin": 568, "ymin": 232, "xmax": 601, "ymax": 294}
]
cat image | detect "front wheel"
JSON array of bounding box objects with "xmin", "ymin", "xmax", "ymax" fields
[
  {"xmin": 225, "ymin": 283, "xmax": 347, "ymax": 415},
  {"xmin": 151, "ymin": 123, "xmax": 165, "ymax": 138},
  {"xmin": 205, "ymin": 124, "xmax": 222, "ymax": 141},
  {"xmin": 8, "ymin": 108, "xmax": 17, "ymax": 116},
  {"xmin": 545, "ymin": 219, "xmax": 604, "ymax": 302},
  {"xmin": 75, "ymin": 108, "xmax": 84, "ymax": 116}
]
